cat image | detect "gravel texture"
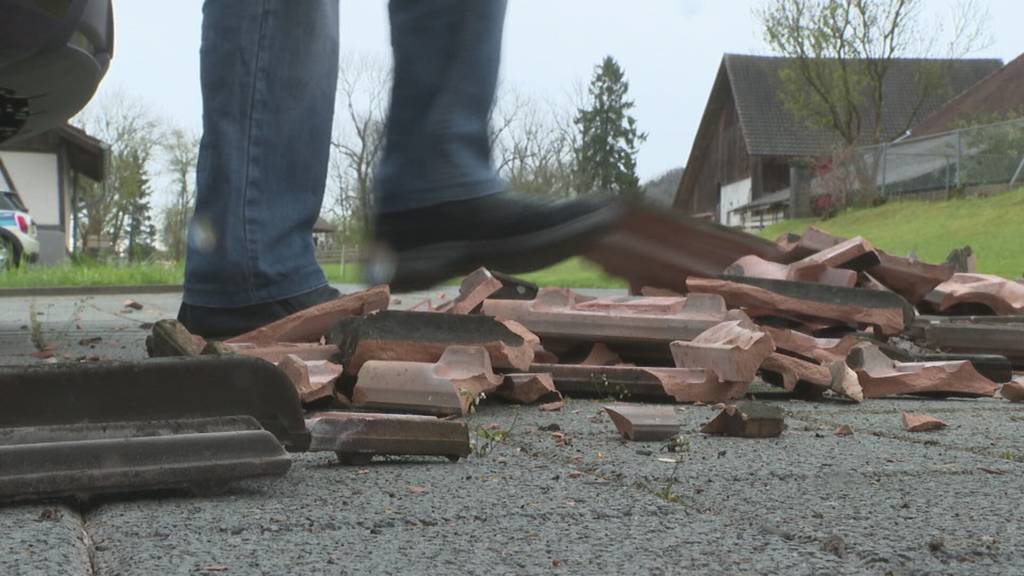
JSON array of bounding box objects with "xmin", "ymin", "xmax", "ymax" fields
[{"xmin": 0, "ymin": 288, "xmax": 1021, "ymax": 575}]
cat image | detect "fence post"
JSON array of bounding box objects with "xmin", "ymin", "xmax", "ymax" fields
[
  {"xmin": 955, "ymin": 130, "xmax": 962, "ymax": 189},
  {"xmin": 879, "ymin": 144, "xmax": 888, "ymax": 198},
  {"xmin": 1011, "ymin": 154, "xmax": 1024, "ymax": 189},
  {"xmin": 340, "ymin": 245, "xmax": 347, "ymax": 282}
]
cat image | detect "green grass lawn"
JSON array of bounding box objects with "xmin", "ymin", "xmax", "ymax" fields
[
  {"xmin": 759, "ymin": 187, "xmax": 1024, "ymax": 279},
  {"xmin": 0, "ymin": 261, "xmax": 185, "ymax": 289},
  {"xmin": 0, "ymin": 256, "xmax": 624, "ymax": 289}
]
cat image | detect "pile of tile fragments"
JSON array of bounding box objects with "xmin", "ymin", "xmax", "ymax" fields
[{"xmin": 150, "ymin": 225, "xmax": 1024, "ymax": 459}]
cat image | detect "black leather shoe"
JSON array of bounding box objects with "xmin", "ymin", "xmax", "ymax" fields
[
  {"xmin": 367, "ymin": 191, "xmax": 623, "ymax": 291},
  {"xmin": 177, "ymin": 284, "xmax": 341, "ymax": 340}
]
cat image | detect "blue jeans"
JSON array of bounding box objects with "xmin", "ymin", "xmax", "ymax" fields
[{"xmin": 184, "ymin": 0, "xmax": 506, "ymax": 307}]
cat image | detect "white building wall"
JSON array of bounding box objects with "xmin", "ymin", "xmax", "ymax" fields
[
  {"xmin": 0, "ymin": 151, "xmax": 60, "ymax": 226},
  {"xmin": 719, "ymin": 177, "xmax": 751, "ymax": 226}
]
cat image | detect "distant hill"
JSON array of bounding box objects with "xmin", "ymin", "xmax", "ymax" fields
[{"xmin": 642, "ymin": 167, "xmax": 684, "ymax": 206}]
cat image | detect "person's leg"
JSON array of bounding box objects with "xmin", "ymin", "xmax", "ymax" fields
[
  {"xmin": 370, "ymin": 0, "xmax": 622, "ymax": 291},
  {"xmin": 179, "ymin": 0, "xmax": 339, "ymax": 337},
  {"xmin": 375, "ymin": 0, "xmax": 506, "ymax": 214}
]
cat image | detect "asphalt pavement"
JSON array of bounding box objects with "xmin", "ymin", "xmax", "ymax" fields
[{"xmin": 1, "ymin": 287, "xmax": 1022, "ymax": 575}]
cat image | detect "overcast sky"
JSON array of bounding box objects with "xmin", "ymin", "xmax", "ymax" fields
[{"xmin": 90, "ymin": 0, "xmax": 1022, "ymax": 205}]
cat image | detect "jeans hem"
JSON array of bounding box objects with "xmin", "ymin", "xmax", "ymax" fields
[{"xmin": 183, "ymin": 265, "xmax": 329, "ymax": 308}]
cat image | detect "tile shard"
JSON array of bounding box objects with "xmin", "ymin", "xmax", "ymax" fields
[
  {"xmin": 759, "ymin": 353, "xmax": 863, "ymax": 402},
  {"xmin": 481, "ymin": 288, "xmax": 733, "ymax": 345},
  {"xmin": 496, "ymin": 373, "xmax": 562, "ymax": 405},
  {"xmin": 869, "ymin": 250, "xmax": 954, "ymax": 304},
  {"xmin": 532, "ymin": 363, "xmax": 748, "ymax": 403},
  {"xmin": 225, "ymin": 343, "xmax": 339, "ymax": 364},
  {"xmin": 1000, "ymin": 378, "xmax": 1024, "ymax": 403},
  {"xmin": 579, "ymin": 343, "xmax": 624, "ymax": 366},
  {"xmin": 442, "ymin": 267, "xmax": 504, "ymax": 315},
  {"xmin": 329, "ymin": 310, "xmax": 535, "ymax": 374},
  {"xmin": 700, "ymin": 403, "xmax": 785, "ymax": 438},
  {"xmin": 787, "ymin": 236, "xmax": 879, "ymax": 277},
  {"xmin": 686, "ymin": 276, "xmax": 914, "ymax": 336},
  {"xmin": 760, "ymin": 326, "xmax": 864, "ymax": 364},
  {"xmin": 603, "ymin": 404, "xmax": 679, "ymax": 441},
  {"xmin": 726, "ymin": 255, "xmax": 858, "ymax": 287},
  {"xmin": 779, "ymin": 227, "xmax": 953, "ymax": 304},
  {"xmin": 846, "ymin": 343, "xmax": 998, "ymax": 398},
  {"xmin": 146, "ymin": 319, "xmax": 206, "ymax": 358},
  {"xmin": 923, "ymin": 273, "xmax": 1024, "ymax": 316},
  {"xmin": 351, "ymin": 345, "xmax": 503, "ymax": 416},
  {"xmin": 918, "ymin": 320, "xmax": 1024, "ymax": 369},
  {"xmin": 276, "ymin": 355, "xmax": 342, "ymax": 404},
  {"xmin": 901, "ymin": 411, "xmax": 949, "ymax": 432},
  {"xmin": 670, "ymin": 320, "xmax": 775, "ymax": 382},
  {"xmin": 834, "ymin": 424, "xmax": 854, "ymax": 437},
  {"xmin": 305, "ymin": 411, "xmax": 471, "ymax": 465},
  {"xmin": 227, "ymin": 285, "xmax": 390, "ymax": 345}
]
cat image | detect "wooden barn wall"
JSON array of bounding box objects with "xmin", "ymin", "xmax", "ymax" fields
[{"xmin": 688, "ymin": 91, "xmax": 751, "ymax": 216}]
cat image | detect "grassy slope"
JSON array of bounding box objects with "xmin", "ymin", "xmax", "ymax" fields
[{"xmin": 759, "ymin": 188, "xmax": 1024, "ymax": 279}]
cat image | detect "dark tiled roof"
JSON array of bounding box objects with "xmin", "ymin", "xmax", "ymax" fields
[
  {"xmin": 911, "ymin": 53, "xmax": 1024, "ymax": 137},
  {"xmin": 723, "ymin": 54, "xmax": 1003, "ymax": 156}
]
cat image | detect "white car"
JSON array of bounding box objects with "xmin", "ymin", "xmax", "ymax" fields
[{"xmin": 0, "ymin": 190, "xmax": 38, "ymax": 268}]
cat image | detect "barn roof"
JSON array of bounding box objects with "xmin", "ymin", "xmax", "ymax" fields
[
  {"xmin": 910, "ymin": 52, "xmax": 1024, "ymax": 137},
  {"xmin": 674, "ymin": 54, "xmax": 1002, "ymax": 210},
  {"xmin": 724, "ymin": 54, "xmax": 1001, "ymax": 156}
]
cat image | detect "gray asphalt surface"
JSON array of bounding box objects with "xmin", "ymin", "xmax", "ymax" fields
[{"xmin": 1, "ymin": 288, "xmax": 1022, "ymax": 575}]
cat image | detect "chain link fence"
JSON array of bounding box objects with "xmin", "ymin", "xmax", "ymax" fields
[{"xmin": 861, "ymin": 118, "xmax": 1024, "ymax": 200}]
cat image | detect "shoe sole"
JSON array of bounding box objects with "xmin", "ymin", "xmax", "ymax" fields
[{"xmin": 372, "ymin": 201, "xmax": 624, "ymax": 292}]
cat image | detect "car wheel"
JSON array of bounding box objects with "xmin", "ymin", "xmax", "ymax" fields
[{"xmin": 0, "ymin": 237, "xmax": 20, "ymax": 269}]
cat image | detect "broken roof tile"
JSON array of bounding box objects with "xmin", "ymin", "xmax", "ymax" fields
[
  {"xmin": 305, "ymin": 411, "xmax": 470, "ymax": 464},
  {"xmin": 481, "ymin": 288, "xmax": 733, "ymax": 345},
  {"xmin": 847, "ymin": 343, "xmax": 997, "ymax": 398},
  {"xmin": 789, "ymin": 236, "xmax": 879, "ymax": 275},
  {"xmin": 533, "ymin": 363, "xmax": 748, "ymax": 404},
  {"xmin": 923, "ymin": 273, "xmax": 1024, "ymax": 316},
  {"xmin": 759, "ymin": 353, "xmax": 863, "ymax": 402},
  {"xmin": 1000, "ymin": 378, "xmax": 1024, "ymax": 403},
  {"xmin": 603, "ymin": 404, "xmax": 679, "ymax": 441},
  {"xmin": 760, "ymin": 326, "xmax": 864, "ymax": 364},
  {"xmin": 901, "ymin": 411, "xmax": 949, "ymax": 432},
  {"xmin": 579, "ymin": 343, "xmax": 624, "ymax": 366},
  {"xmin": 727, "ymin": 254, "xmax": 858, "ymax": 288},
  {"xmin": 686, "ymin": 276, "xmax": 913, "ymax": 336},
  {"xmin": 146, "ymin": 319, "xmax": 206, "ymax": 358},
  {"xmin": 225, "ymin": 343, "xmax": 339, "ymax": 364},
  {"xmin": 496, "ymin": 373, "xmax": 561, "ymax": 405},
  {"xmin": 700, "ymin": 403, "xmax": 785, "ymax": 438},
  {"xmin": 834, "ymin": 424, "xmax": 854, "ymax": 436},
  {"xmin": 277, "ymin": 355, "xmax": 342, "ymax": 404},
  {"xmin": 329, "ymin": 310, "xmax": 534, "ymax": 374},
  {"xmin": 670, "ymin": 320, "xmax": 775, "ymax": 383},
  {"xmin": 445, "ymin": 267, "xmax": 503, "ymax": 315},
  {"xmin": 352, "ymin": 345, "xmax": 503, "ymax": 416},
  {"xmin": 869, "ymin": 251, "xmax": 955, "ymax": 304},
  {"xmin": 780, "ymin": 228, "xmax": 953, "ymax": 304},
  {"xmin": 227, "ymin": 285, "xmax": 390, "ymax": 345}
]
